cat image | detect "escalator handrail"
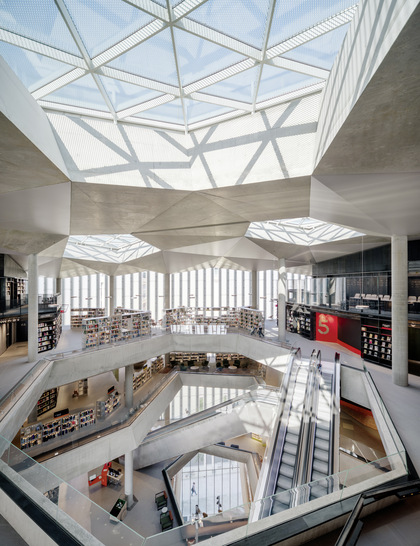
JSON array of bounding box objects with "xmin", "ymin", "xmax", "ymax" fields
[
  {"xmin": 293, "ymin": 350, "xmax": 320, "ymax": 491},
  {"xmin": 329, "ymin": 352, "xmax": 341, "ymax": 477},
  {"xmin": 262, "ymin": 348, "xmax": 301, "ymax": 501}
]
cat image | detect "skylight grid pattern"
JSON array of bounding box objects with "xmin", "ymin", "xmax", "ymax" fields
[
  {"xmin": 0, "ymin": 0, "xmax": 360, "ymax": 132},
  {"xmin": 247, "ymin": 218, "xmax": 364, "ymax": 246},
  {"xmin": 64, "ymin": 234, "xmax": 158, "ymax": 262}
]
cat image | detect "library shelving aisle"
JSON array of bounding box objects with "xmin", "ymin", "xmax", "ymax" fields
[{"xmin": 361, "ymin": 317, "xmax": 392, "ymax": 366}]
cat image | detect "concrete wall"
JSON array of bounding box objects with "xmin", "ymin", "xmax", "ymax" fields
[
  {"xmin": 44, "ymin": 333, "xmax": 290, "ymax": 389},
  {"xmin": 315, "ymin": 0, "xmax": 419, "ymax": 166},
  {"xmin": 0, "ymin": 57, "xmax": 68, "ymax": 178}
]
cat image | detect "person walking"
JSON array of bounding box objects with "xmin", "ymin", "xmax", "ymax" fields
[
  {"xmin": 216, "ymin": 495, "xmax": 222, "ymax": 513},
  {"xmin": 191, "ymin": 482, "xmax": 197, "ymax": 496},
  {"xmin": 258, "ymin": 320, "xmax": 264, "ymax": 338}
]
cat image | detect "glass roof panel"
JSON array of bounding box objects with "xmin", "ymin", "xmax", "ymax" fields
[
  {"xmin": 0, "ymin": 0, "xmax": 360, "ymax": 131},
  {"xmin": 107, "ymin": 27, "xmax": 178, "ymax": 86},
  {"xmin": 200, "ymin": 65, "xmax": 259, "ymax": 103},
  {"xmin": 173, "ymin": 28, "xmax": 246, "ymax": 86},
  {"xmin": 0, "ymin": 0, "xmax": 81, "ymax": 55},
  {"xmin": 268, "ymin": 0, "xmax": 356, "ymax": 49},
  {"xmin": 0, "ymin": 41, "xmax": 73, "ymax": 92},
  {"xmin": 257, "ymin": 65, "xmax": 322, "ymax": 103},
  {"xmin": 282, "ymin": 23, "xmax": 350, "ymax": 70},
  {"xmin": 43, "ymin": 73, "xmax": 109, "ymax": 111},
  {"xmin": 247, "ymin": 217, "xmax": 364, "ymax": 246},
  {"xmin": 99, "ymin": 75, "xmax": 163, "ymax": 111},
  {"xmin": 64, "ymin": 234, "xmax": 158, "ymax": 263},
  {"xmin": 62, "ymin": 0, "xmax": 154, "ymax": 58},
  {"xmin": 188, "ymin": 0, "xmax": 271, "ymax": 50},
  {"xmin": 134, "ymin": 98, "xmax": 184, "ymax": 125},
  {"xmin": 184, "ymin": 98, "xmax": 234, "ymax": 124}
]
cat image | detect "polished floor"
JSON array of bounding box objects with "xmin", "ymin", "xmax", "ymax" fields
[{"xmin": 0, "ymin": 323, "xmax": 419, "ymax": 545}]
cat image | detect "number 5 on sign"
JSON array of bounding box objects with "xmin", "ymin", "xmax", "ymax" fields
[{"xmin": 318, "ymin": 314, "xmax": 329, "ymax": 335}]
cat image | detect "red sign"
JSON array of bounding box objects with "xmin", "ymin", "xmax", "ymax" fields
[{"xmin": 316, "ymin": 313, "xmax": 338, "ymax": 342}]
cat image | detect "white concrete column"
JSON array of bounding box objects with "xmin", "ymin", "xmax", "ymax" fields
[
  {"xmin": 251, "ymin": 270, "xmax": 258, "ymax": 309},
  {"xmin": 56, "ymin": 278, "xmax": 62, "ymax": 294},
  {"xmin": 124, "ymin": 450, "xmax": 134, "ymax": 509},
  {"xmin": 392, "ymin": 235, "xmax": 408, "ymax": 387},
  {"xmin": 109, "ymin": 275, "xmax": 115, "ymax": 316},
  {"xmin": 277, "ymin": 259, "xmax": 286, "ymax": 342},
  {"xmin": 164, "ymin": 273, "xmax": 170, "ymax": 311},
  {"xmin": 28, "ymin": 254, "xmax": 38, "ymax": 362},
  {"xmin": 164, "ymin": 406, "xmax": 170, "ymax": 426},
  {"xmin": 125, "ymin": 364, "xmax": 134, "ymax": 409}
]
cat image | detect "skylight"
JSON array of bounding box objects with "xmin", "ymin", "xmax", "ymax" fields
[
  {"xmin": 64, "ymin": 234, "xmax": 158, "ymax": 263},
  {"xmin": 0, "ymin": 0, "xmax": 359, "ymax": 132},
  {"xmin": 247, "ymin": 218, "xmax": 364, "ymax": 246}
]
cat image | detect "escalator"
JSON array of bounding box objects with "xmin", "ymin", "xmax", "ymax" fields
[
  {"xmin": 271, "ymin": 360, "xmax": 311, "ymax": 513},
  {"xmin": 309, "ymin": 352, "xmax": 340, "ymax": 499},
  {"xmin": 262, "ymin": 350, "xmax": 340, "ymax": 516}
]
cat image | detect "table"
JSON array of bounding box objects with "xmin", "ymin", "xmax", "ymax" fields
[
  {"xmin": 190, "ymin": 366, "xmax": 199, "ymax": 371},
  {"xmin": 161, "ymin": 506, "xmax": 168, "ymax": 514},
  {"xmin": 228, "ymin": 366, "xmax": 238, "ymax": 372}
]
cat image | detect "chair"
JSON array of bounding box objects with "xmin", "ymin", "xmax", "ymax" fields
[
  {"xmin": 160, "ymin": 510, "xmax": 173, "ymax": 531},
  {"xmin": 155, "ymin": 491, "xmax": 168, "ymax": 510}
]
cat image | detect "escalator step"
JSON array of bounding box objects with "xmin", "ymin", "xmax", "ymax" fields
[
  {"xmin": 285, "ymin": 432, "xmax": 299, "ymax": 445},
  {"xmin": 282, "ymin": 452, "xmax": 296, "ymax": 467},
  {"xmin": 314, "ymin": 447, "xmax": 329, "ymax": 462},
  {"xmin": 313, "ymin": 459, "xmax": 329, "ymax": 474},
  {"xmin": 280, "ymin": 464, "xmax": 294, "ymax": 479},
  {"xmin": 312, "ymin": 470, "xmax": 327, "ymax": 481},
  {"xmin": 315, "ymin": 428, "xmax": 330, "ymax": 441},
  {"xmin": 314, "ymin": 438, "xmax": 329, "ymax": 451},
  {"xmin": 284, "ymin": 442, "xmax": 298, "ymax": 455},
  {"xmin": 277, "ymin": 475, "xmax": 293, "ymax": 490},
  {"xmin": 310, "ymin": 484, "xmax": 328, "ymax": 498},
  {"xmin": 271, "ymin": 500, "xmax": 290, "ymax": 514}
]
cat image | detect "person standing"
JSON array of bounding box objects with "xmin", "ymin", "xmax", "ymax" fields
[
  {"xmin": 191, "ymin": 482, "xmax": 197, "ymax": 496},
  {"xmin": 216, "ymin": 495, "xmax": 222, "ymax": 512}
]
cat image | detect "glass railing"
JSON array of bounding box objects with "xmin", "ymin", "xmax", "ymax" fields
[
  {"xmin": 34, "ymin": 383, "xmax": 279, "ymax": 464},
  {"xmin": 0, "ymin": 443, "xmax": 407, "ymax": 544},
  {"xmin": 141, "ymin": 451, "xmax": 407, "ymax": 545},
  {"xmin": 0, "ymin": 434, "xmax": 146, "ymax": 546}
]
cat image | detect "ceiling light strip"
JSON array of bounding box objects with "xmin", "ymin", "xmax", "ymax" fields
[
  {"xmin": 251, "ymin": 0, "xmax": 278, "ymax": 113},
  {"xmin": 122, "ymin": 0, "xmax": 169, "ymax": 22},
  {"xmin": 189, "ymin": 92, "xmax": 252, "ymax": 112},
  {"xmin": 266, "ymin": 5, "xmax": 357, "ymax": 59},
  {"xmin": 255, "ymin": 81, "xmax": 325, "ymax": 110},
  {"xmin": 188, "ymin": 110, "xmax": 247, "ymax": 131},
  {"xmin": 123, "ymin": 115, "xmax": 185, "ymax": 132},
  {"xmin": 268, "ymin": 57, "xmax": 329, "ymax": 79},
  {"xmin": 167, "ymin": 0, "xmax": 189, "ymax": 134},
  {"xmin": 39, "ymin": 100, "xmax": 114, "ymax": 119},
  {"xmin": 117, "ymin": 94, "xmax": 175, "ymax": 119},
  {"xmin": 31, "ymin": 68, "xmax": 87, "ymax": 100},
  {"xmin": 173, "ymin": 0, "xmax": 210, "ymax": 21},
  {"xmin": 92, "ymin": 19, "xmax": 167, "ymax": 68},
  {"xmin": 175, "ymin": 18, "xmax": 261, "ymax": 60},
  {"xmin": 99, "ymin": 66, "xmax": 180, "ymax": 95},
  {"xmin": 0, "ymin": 29, "xmax": 86, "ymax": 68},
  {"xmin": 184, "ymin": 58, "xmax": 255, "ymax": 94}
]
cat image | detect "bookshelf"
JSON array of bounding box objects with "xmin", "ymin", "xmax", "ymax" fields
[
  {"xmin": 238, "ymin": 307, "xmax": 263, "ymax": 333},
  {"xmin": 20, "ymin": 424, "xmax": 43, "ymax": 450},
  {"xmin": 37, "ymin": 388, "xmax": 58, "ymax": 417},
  {"xmin": 38, "ymin": 312, "xmax": 62, "ymax": 353},
  {"xmin": 96, "ymin": 391, "xmax": 121, "ymax": 420},
  {"xmin": 71, "ymin": 308, "xmax": 105, "ymax": 328},
  {"xmin": 361, "ymin": 318, "xmax": 392, "ymax": 366},
  {"xmin": 82, "ymin": 311, "xmax": 151, "ymax": 348}
]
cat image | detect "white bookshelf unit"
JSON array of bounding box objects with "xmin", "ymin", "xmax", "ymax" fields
[
  {"xmin": 70, "ymin": 308, "xmax": 105, "ymax": 328},
  {"xmin": 82, "ymin": 310, "xmax": 151, "ymax": 349}
]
